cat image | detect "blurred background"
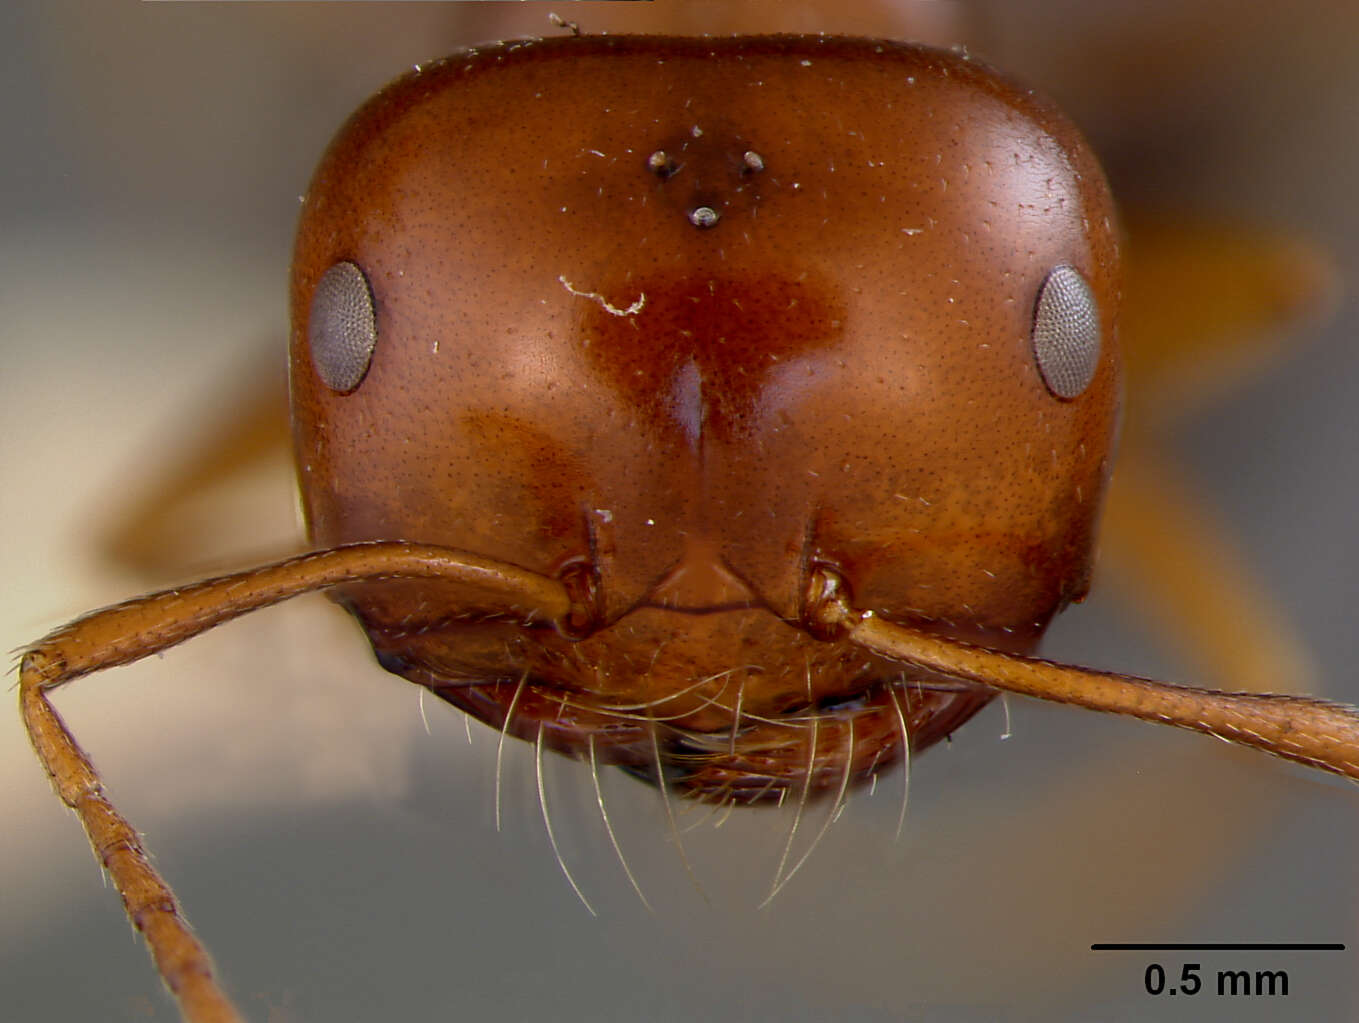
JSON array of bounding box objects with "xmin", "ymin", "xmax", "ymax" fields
[{"xmin": 3, "ymin": 2, "xmax": 1358, "ymax": 1020}]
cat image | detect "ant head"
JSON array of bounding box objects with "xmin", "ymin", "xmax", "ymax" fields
[{"xmin": 291, "ymin": 35, "xmax": 1119, "ymax": 650}]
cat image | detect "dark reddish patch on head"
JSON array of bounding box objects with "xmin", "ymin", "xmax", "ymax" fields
[{"xmin": 576, "ymin": 273, "xmax": 845, "ymax": 447}]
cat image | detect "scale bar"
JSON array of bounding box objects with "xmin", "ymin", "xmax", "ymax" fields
[{"xmin": 1092, "ymin": 943, "xmax": 1345, "ymax": 952}]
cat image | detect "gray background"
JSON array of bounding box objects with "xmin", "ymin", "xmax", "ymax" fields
[{"xmin": 3, "ymin": 2, "xmax": 1358, "ymax": 1020}]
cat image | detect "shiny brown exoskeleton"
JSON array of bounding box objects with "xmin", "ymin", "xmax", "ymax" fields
[
  {"xmin": 19, "ymin": 35, "xmax": 1359, "ymax": 1023},
  {"xmin": 292, "ymin": 35, "xmax": 1118, "ymax": 799}
]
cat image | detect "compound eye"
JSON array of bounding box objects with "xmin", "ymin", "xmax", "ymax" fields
[
  {"xmin": 309, "ymin": 261, "xmax": 378, "ymax": 393},
  {"xmin": 1031, "ymin": 264, "xmax": 1101, "ymax": 400}
]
